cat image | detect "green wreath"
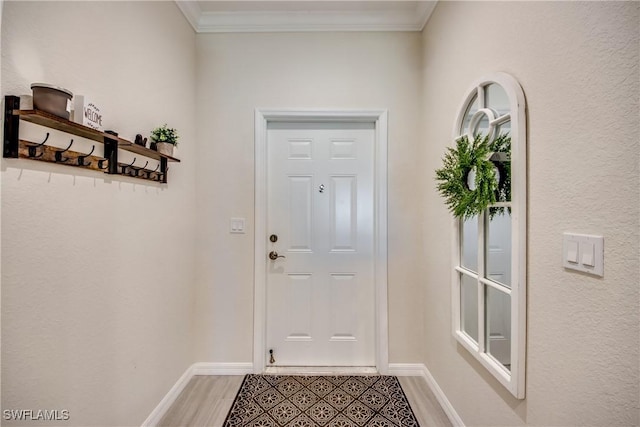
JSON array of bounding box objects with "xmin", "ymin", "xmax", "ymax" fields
[{"xmin": 435, "ymin": 133, "xmax": 511, "ymax": 219}]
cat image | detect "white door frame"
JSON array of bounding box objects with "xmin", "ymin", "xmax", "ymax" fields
[{"xmin": 254, "ymin": 109, "xmax": 389, "ymax": 374}]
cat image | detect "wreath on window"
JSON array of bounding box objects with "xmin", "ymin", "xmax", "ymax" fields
[{"xmin": 435, "ymin": 133, "xmax": 511, "ymax": 219}]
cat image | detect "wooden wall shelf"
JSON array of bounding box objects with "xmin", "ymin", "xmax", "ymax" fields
[{"xmin": 3, "ymin": 95, "xmax": 179, "ymax": 183}]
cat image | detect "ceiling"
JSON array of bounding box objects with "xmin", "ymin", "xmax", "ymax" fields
[{"xmin": 176, "ymin": 1, "xmax": 438, "ymax": 33}]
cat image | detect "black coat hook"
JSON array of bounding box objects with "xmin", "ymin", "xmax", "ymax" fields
[
  {"xmin": 130, "ymin": 160, "xmax": 148, "ymax": 177},
  {"xmin": 28, "ymin": 132, "xmax": 49, "ymax": 158},
  {"xmin": 55, "ymin": 139, "xmax": 74, "ymax": 162},
  {"xmin": 145, "ymin": 164, "xmax": 160, "ymax": 179},
  {"xmin": 77, "ymin": 145, "xmax": 95, "ymax": 167},
  {"xmin": 97, "ymin": 158, "xmax": 109, "ymax": 170},
  {"xmin": 121, "ymin": 157, "xmax": 137, "ymax": 174}
]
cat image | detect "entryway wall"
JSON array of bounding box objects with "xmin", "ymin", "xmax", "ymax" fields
[
  {"xmin": 420, "ymin": 2, "xmax": 639, "ymax": 426},
  {"xmin": 1, "ymin": 2, "xmax": 198, "ymax": 426},
  {"xmin": 194, "ymin": 32, "xmax": 425, "ymax": 365}
]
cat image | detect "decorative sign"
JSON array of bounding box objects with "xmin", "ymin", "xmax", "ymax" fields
[{"xmin": 73, "ymin": 95, "xmax": 103, "ymax": 131}]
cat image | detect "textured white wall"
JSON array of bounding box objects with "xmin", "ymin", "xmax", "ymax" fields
[
  {"xmin": 421, "ymin": 2, "xmax": 639, "ymax": 426},
  {"xmin": 194, "ymin": 32, "xmax": 425, "ymax": 364},
  {"xmin": 1, "ymin": 2, "xmax": 197, "ymax": 426}
]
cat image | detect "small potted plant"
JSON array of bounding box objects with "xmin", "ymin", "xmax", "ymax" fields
[{"xmin": 150, "ymin": 124, "xmax": 178, "ymax": 156}]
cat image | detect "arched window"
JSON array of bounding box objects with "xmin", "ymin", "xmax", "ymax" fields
[{"xmin": 452, "ymin": 72, "xmax": 527, "ymax": 398}]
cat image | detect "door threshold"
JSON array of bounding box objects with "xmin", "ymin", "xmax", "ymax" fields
[{"xmin": 264, "ymin": 366, "xmax": 378, "ymax": 375}]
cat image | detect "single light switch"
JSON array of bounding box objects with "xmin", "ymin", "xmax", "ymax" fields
[
  {"xmin": 567, "ymin": 241, "xmax": 579, "ymax": 263},
  {"xmin": 581, "ymin": 242, "xmax": 595, "ymax": 266}
]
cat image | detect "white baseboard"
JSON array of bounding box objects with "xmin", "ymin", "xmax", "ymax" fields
[
  {"xmin": 388, "ymin": 363, "xmax": 427, "ymax": 377},
  {"xmin": 388, "ymin": 363, "xmax": 465, "ymax": 427},
  {"xmin": 192, "ymin": 362, "xmax": 254, "ymax": 376},
  {"xmin": 141, "ymin": 364, "xmax": 195, "ymax": 427}
]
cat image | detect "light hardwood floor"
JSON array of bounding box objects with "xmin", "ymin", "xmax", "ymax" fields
[
  {"xmin": 158, "ymin": 375, "xmax": 452, "ymax": 427},
  {"xmin": 397, "ymin": 376, "xmax": 452, "ymax": 427}
]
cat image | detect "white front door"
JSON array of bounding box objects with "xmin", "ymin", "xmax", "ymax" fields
[
  {"xmin": 486, "ymin": 212, "xmax": 512, "ymax": 366},
  {"xmin": 266, "ymin": 121, "xmax": 375, "ymax": 367}
]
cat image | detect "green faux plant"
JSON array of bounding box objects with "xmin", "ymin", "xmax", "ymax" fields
[
  {"xmin": 435, "ymin": 133, "xmax": 511, "ymax": 219},
  {"xmin": 150, "ymin": 124, "xmax": 179, "ymax": 146}
]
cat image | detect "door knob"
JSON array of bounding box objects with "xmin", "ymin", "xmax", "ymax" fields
[{"xmin": 268, "ymin": 251, "xmax": 285, "ymax": 260}]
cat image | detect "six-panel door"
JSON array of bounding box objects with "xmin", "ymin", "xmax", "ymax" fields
[{"xmin": 266, "ymin": 121, "xmax": 375, "ymax": 366}]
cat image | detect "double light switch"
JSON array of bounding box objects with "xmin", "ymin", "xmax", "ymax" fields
[
  {"xmin": 563, "ymin": 233, "xmax": 604, "ymax": 277},
  {"xmin": 230, "ymin": 218, "xmax": 246, "ymax": 234}
]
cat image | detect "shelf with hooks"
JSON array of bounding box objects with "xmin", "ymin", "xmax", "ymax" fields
[{"xmin": 3, "ymin": 95, "xmax": 179, "ymax": 183}]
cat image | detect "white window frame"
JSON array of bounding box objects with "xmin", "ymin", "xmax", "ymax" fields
[{"xmin": 451, "ymin": 72, "xmax": 527, "ymax": 399}]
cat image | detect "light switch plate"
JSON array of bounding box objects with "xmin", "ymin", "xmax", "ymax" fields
[
  {"xmin": 230, "ymin": 218, "xmax": 246, "ymax": 234},
  {"xmin": 563, "ymin": 233, "xmax": 604, "ymax": 277}
]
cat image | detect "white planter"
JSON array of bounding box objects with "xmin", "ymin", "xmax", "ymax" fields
[{"xmin": 156, "ymin": 142, "xmax": 174, "ymax": 157}]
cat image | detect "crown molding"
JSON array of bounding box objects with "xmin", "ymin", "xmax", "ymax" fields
[
  {"xmin": 417, "ymin": 1, "xmax": 438, "ymax": 30},
  {"xmin": 175, "ymin": 1, "xmax": 438, "ymax": 33},
  {"xmin": 175, "ymin": 0, "xmax": 201, "ymax": 31}
]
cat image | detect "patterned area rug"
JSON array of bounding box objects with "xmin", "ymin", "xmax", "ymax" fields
[{"xmin": 223, "ymin": 374, "xmax": 419, "ymax": 427}]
